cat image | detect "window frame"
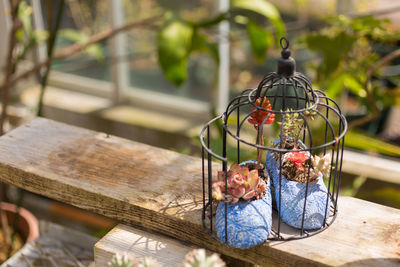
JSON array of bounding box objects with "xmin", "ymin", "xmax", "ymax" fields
[{"xmin": 32, "ymin": 0, "xmax": 230, "ymax": 117}]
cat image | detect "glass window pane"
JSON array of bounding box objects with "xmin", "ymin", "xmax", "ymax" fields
[
  {"xmin": 123, "ymin": 0, "xmax": 217, "ymax": 102},
  {"xmin": 43, "ymin": 0, "xmax": 111, "ymax": 81}
]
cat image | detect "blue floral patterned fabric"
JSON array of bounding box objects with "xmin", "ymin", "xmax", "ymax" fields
[
  {"xmin": 266, "ymin": 141, "xmax": 330, "ymax": 230},
  {"xmin": 216, "ymin": 161, "xmax": 272, "ymax": 249}
]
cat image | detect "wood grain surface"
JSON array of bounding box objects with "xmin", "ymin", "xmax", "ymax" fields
[
  {"xmin": 95, "ymin": 224, "xmax": 197, "ymax": 267},
  {"xmin": 0, "ymin": 118, "xmax": 399, "ymax": 266}
]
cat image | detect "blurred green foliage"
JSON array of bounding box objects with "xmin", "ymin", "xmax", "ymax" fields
[
  {"xmin": 304, "ymin": 15, "xmax": 400, "ymax": 92},
  {"xmin": 346, "ymin": 130, "xmax": 400, "ymax": 157},
  {"xmin": 303, "ymin": 15, "xmax": 400, "ymax": 110},
  {"xmin": 157, "ymin": 0, "xmax": 285, "ymax": 86},
  {"xmin": 13, "ymin": 1, "xmax": 48, "ymax": 69},
  {"xmin": 303, "ymin": 15, "xmax": 400, "ymax": 157}
]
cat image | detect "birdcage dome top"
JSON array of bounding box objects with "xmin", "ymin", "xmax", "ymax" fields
[{"xmin": 219, "ymin": 38, "xmax": 347, "ymax": 153}]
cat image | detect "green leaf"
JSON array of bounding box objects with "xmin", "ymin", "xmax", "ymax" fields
[
  {"xmin": 190, "ymin": 31, "xmax": 219, "ymax": 64},
  {"xmin": 196, "ymin": 13, "xmax": 227, "ymax": 28},
  {"xmin": 231, "ymin": 0, "xmax": 285, "ymax": 43},
  {"xmin": 343, "ymin": 75, "xmax": 366, "ymax": 98},
  {"xmin": 305, "ymin": 32, "xmax": 356, "ymax": 81},
  {"xmin": 85, "ymin": 44, "xmax": 105, "ymax": 62},
  {"xmin": 157, "ymin": 15, "xmax": 194, "ymax": 86},
  {"xmin": 15, "ymin": 29, "xmax": 24, "ymax": 43},
  {"xmin": 59, "ymin": 29, "xmax": 104, "ymax": 62},
  {"xmin": 247, "ymin": 20, "xmax": 273, "ymax": 63},
  {"xmin": 326, "ymin": 73, "xmax": 366, "ymax": 99},
  {"xmin": 32, "ymin": 30, "xmax": 48, "ymax": 44},
  {"xmin": 18, "ymin": 1, "xmax": 33, "ymax": 38},
  {"xmin": 346, "ymin": 130, "xmax": 400, "ymax": 157},
  {"xmin": 59, "ymin": 29, "xmax": 88, "ymax": 43},
  {"xmin": 326, "ymin": 73, "xmax": 346, "ymax": 99}
]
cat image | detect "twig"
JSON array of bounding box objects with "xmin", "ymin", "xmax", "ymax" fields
[
  {"xmin": 348, "ymin": 113, "xmax": 381, "ymax": 129},
  {"xmin": 365, "ymin": 48, "xmax": 400, "ymax": 84},
  {"xmin": 0, "ymin": 0, "xmax": 22, "ymax": 135},
  {"xmin": 0, "ymin": 14, "xmax": 162, "ymax": 94}
]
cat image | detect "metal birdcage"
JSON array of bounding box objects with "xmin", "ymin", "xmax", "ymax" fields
[{"xmin": 200, "ymin": 37, "xmax": 348, "ymax": 247}]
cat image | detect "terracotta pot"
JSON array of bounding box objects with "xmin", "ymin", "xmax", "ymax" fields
[{"xmin": 0, "ymin": 202, "xmax": 39, "ymax": 243}]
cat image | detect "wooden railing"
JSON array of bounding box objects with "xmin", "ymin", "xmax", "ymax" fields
[{"xmin": 0, "ymin": 118, "xmax": 399, "ymax": 266}]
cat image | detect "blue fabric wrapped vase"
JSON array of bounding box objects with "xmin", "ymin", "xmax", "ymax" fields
[
  {"xmin": 216, "ymin": 161, "xmax": 272, "ymax": 249},
  {"xmin": 266, "ymin": 141, "xmax": 330, "ymax": 230}
]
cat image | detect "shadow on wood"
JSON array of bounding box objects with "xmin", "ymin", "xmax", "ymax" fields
[{"xmin": 0, "ymin": 118, "xmax": 398, "ymax": 266}]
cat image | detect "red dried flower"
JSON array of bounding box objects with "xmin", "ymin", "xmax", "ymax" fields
[
  {"xmin": 248, "ymin": 97, "xmax": 275, "ymax": 127},
  {"xmin": 287, "ymin": 152, "xmax": 309, "ymax": 163},
  {"xmin": 287, "ymin": 151, "xmax": 309, "ymax": 170}
]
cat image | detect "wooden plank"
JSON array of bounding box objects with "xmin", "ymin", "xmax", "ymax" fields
[
  {"xmin": 95, "ymin": 224, "xmax": 197, "ymax": 267},
  {"xmin": 343, "ymin": 149, "xmax": 400, "ymax": 184},
  {"xmin": 0, "ymin": 118, "xmax": 399, "ymax": 266},
  {"xmin": 95, "ymin": 224, "xmax": 252, "ymax": 267}
]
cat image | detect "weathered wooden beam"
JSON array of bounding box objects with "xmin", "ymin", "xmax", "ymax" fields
[
  {"xmin": 0, "ymin": 118, "xmax": 399, "ymax": 266},
  {"xmin": 343, "ymin": 149, "xmax": 400, "ymax": 184}
]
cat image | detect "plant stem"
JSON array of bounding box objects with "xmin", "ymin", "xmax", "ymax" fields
[
  {"xmin": 45, "ymin": 0, "xmax": 53, "ymax": 46},
  {"xmin": 37, "ymin": 0, "xmax": 65, "ymax": 117},
  {"xmin": 256, "ymin": 127, "xmax": 264, "ymax": 165},
  {"xmin": 0, "ymin": 0, "xmax": 21, "ymax": 135}
]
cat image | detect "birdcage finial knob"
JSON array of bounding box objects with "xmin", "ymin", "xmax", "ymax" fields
[{"xmin": 277, "ymin": 37, "xmax": 296, "ymax": 77}]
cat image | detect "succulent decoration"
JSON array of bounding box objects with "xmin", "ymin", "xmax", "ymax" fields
[
  {"xmin": 280, "ymin": 151, "xmax": 332, "ymax": 183},
  {"xmin": 109, "ymin": 254, "xmax": 135, "ymax": 267},
  {"xmin": 181, "ymin": 249, "xmax": 226, "ymax": 267},
  {"xmin": 273, "ymin": 108, "xmax": 333, "ymax": 183},
  {"xmin": 278, "ymin": 108, "xmax": 315, "ymax": 150},
  {"xmin": 212, "ymin": 162, "xmax": 266, "ymax": 203}
]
